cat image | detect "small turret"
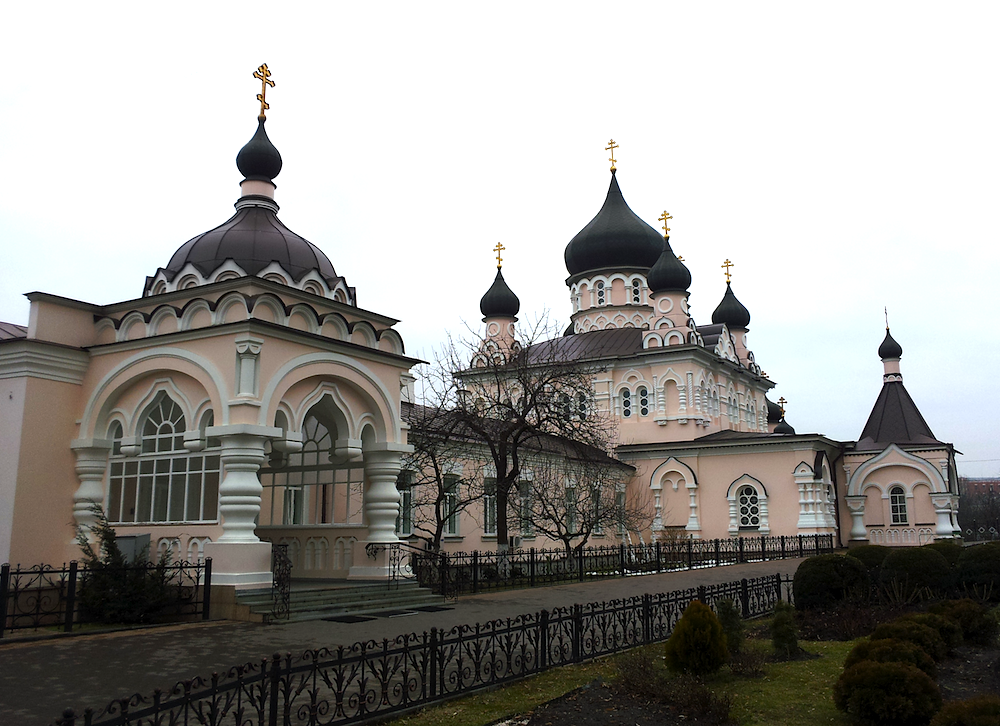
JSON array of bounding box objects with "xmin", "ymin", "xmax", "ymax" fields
[
  {"xmin": 879, "ymin": 327, "xmax": 903, "ymax": 383},
  {"xmin": 479, "ymin": 244, "xmax": 520, "ymax": 354},
  {"xmin": 711, "ymin": 261, "xmax": 751, "ymax": 363}
]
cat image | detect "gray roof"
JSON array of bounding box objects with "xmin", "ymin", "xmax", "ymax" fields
[
  {"xmin": 527, "ymin": 328, "xmax": 643, "ymax": 364},
  {"xmin": 0, "ymin": 322, "xmax": 27, "ymax": 340},
  {"xmin": 856, "ymin": 381, "xmax": 945, "ymax": 451}
]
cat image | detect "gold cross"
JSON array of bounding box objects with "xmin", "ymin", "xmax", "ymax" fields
[
  {"xmin": 721, "ymin": 258, "xmax": 734, "ymax": 283},
  {"xmin": 493, "ymin": 242, "xmax": 505, "ymax": 268},
  {"xmin": 884, "ymin": 306, "xmax": 889, "ymax": 330},
  {"xmin": 606, "ymin": 139, "xmax": 619, "ymax": 171},
  {"xmin": 777, "ymin": 397, "xmax": 787, "ymax": 417},
  {"xmin": 677, "ymin": 255, "xmax": 684, "ymax": 262},
  {"xmin": 254, "ymin": 64, "xmax": 275, "ymax": 119},
  {"xmin": 658, "ymin": 210, "xmax": 673, "ymax": 237}
]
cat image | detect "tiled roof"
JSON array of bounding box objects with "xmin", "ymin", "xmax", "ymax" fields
[
  {"xmin": 856, "ymin": 381, "xmax": 945, "ymax": 451},
  {"xmin": 0, "ymin": 322, "xmax": 27, "ymax": 340}
]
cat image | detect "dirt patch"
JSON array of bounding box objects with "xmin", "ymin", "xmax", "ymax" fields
[{"xmin": 937, "ymin": 644, "xmax": 1000, "ymax": 702}]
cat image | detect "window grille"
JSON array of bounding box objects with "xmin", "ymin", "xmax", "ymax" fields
[
  {"xmin": 890, "ymin": 486, "xmax": 908, "ymax": 525},
  {"xmin": 738, "ymin": 485, "xmax": 760, "ymax": 528},
  {"xmin": 621, "ymin": 388, "xmax": 632, "ymax": 418},
  {"xmin": 638, "ymin": 386, "xmax": 649, "ymax": 416}
]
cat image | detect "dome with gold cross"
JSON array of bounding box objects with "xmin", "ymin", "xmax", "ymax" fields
[{"xmin": 564, "ymin": 163, "xmax": 664, "ymax": 281}]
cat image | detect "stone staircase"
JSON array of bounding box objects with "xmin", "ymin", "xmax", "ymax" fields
[{"xmin": 235, "ymin": 579, "xmax": 445, "ymax": 623}]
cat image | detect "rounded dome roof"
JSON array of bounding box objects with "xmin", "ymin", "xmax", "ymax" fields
[
  {"xmin": 765, "ymin": 397, "xmax": 783, "ymax": 424},
  {"xmin": 647, "ymin": 237, "xmax": 691, "ymax": 294},
  {"xmin": 163, "ymin": 206, "xmax": 339, "ymax": 283},
  {"xmin": 564, "ymin": 172, "xmax": 663, "ymax": 279},
  {"xmin": 480, "ymin": 268, "xmax": 520, "ymax": 319},
  {"xmin": 774, "ymin": 417, "xmax": 796, "ymax": 435},
  {"xmin": 711, "ymin": 282, "xmax": 751, "ymax": 329},
  {"xmin": 878, "ymin": 328, "xmax": 903, "ymax": 359},
  {"xmin": 236, "ymin": 117, "xmax": 282, "ymax": 182}
]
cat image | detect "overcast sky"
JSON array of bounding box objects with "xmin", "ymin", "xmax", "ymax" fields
[{"xmin": 2, "ymin": 3, "xmax": 997, "ymax": 476}]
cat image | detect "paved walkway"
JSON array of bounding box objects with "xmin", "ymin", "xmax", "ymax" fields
[{"xmin": 0, "ymin": 559, "xmax": 803, "ymax": 725}]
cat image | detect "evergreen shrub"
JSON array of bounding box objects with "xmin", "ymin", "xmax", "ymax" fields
[
  {"xmin": 928, "ymin": 599, "xmax": 999, "ymax": 646},
  {"xmin": 770, "ymin": 601, "xmax": 799, "ymax": 658},
  {"xmin": 664, "ymin": 600, "xmax": 728, "ymax": 675},
  {"xmin": 900, "ymin": 612, "xmax": 963, "ymax": 649},
  {"xmin": 922, "ymin": 540, "xmax": 963, "ymax": 567},
  {"xmin": 792, "ymin": 553, "xmax": 869, "ymax": 610},
  {"xmin": 842, "ymin": 638, "xmax": 937, "ymax": 679},
  {"xmin": 848, "ymin": 544, "xmax": 893, "ymax": 571},
  {"xmin": 956, "ymin": 543, "xmax": 1000, "ymax": 599},
  {"xmin": 834, "ymin": 661, "xmax": 941, "ymax": 726},
  {"xmin": 870, "ymin": 620, "xmax": 948, "ymax": 661},
  {"xmin": 929, "ymin": 695, "xmax": 1000, "ymax": 726},
  {"xmin": 715, "ymin": 598, "xmax": 744, "ymax": 655},
  {"xmin": 880, "ymin": 547, "xmax": 953, "ymax": 597}
]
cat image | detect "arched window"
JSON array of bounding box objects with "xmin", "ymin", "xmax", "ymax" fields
[
  {"xmin": 621, "ymin": 388, "xmax": 632, "ymax": 418},
  {"xmin": 738, "ymin": 485, "xmax": 760, "ymax": 529},
  {"xmin": 596, "ymin": 281, "xmax": 606, "ymax": 306},
  {"xmin": 631, "ymin": 279, "xmax": 642, "ymax": 304},
  {"xmin": 890, "ymin": 486, "xmax": 908, "ymax": 525},
  {"xmin": 108, "ymin": 393, "xmax": 220, "ymax": 524},
  {"xmin": 638, "ymin": 386, "xmax": 649, "ymax": 416}
]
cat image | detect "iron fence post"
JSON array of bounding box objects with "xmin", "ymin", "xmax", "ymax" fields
[
  {"xmin": 538, "ymin": 609, "xmax": 549, "ymax": 670},
  {"xmin": 697, "ymin": 585, "xmax": 707, "ymax": 603},
  {"xmin": 738, "ymin": 537, "xmax": 745, "ymax": 564},
  {"xmin": 57, "ymin": 708, "xmax": 76, "ymax": 726},
  {"xmin": 642, "ymin": 593, "xmax": 652, "ymax": 644},
  {"xmin": 577, "ymin": 547, "xmax": 584, "ymax": 582},
  {"xmin": 760, "ymin": 535, "xmax": 766, "ymax": 561},
  {"xmin": 686, "ymin": 539, "xmax": 693, "ymax": 569},
  {"xmin": 0, "ymin": 563, "xmax": 9, "ymax": 639},
  {"xmin": 775, "ymin": 572, "xmax": 783, "ymax": 603},
  {"xmin": 740, "ymin": 578, "xmax": 750, "ymax": 617},
  {"xmin": 814, "ymin": 533, "xmax": 820, "ymax": 554},
  {"xmin": 472, "ymin": 551, "xmax": 479, "ymax": 594},
  {"xmin": 268, "ymin": 652, "xmax": 281, "ymax": 725},
  {"xmin": 429, "ymin": 627, "xmax": 439, "ymax": 698},
  {"xmin": 529, "ymin": 548, "xmax": 536, "ymax": 588},
  {"xmin": 781, "ymin": 535, "xmax": 786, "ymax": 559},
  {"xmin": 203, "ymin": 558, "xmax": 212, "ymax": 620},
  {"xmin": 440, "ymin": 554, "xmax": 449, "ymax": 599},
  {"xmin": 572, "ymin": 604, "xmax": 582, "ymax": 662},
  {"xmin": 798, "ymin": 535, "xmax": 803, "ymax": 558},
  {"xmin": 619, "ymin": 543, "xmax": 626, "ymax": 576},
  {"xmin": 64, "ymin": 561, "xmax": 78, "ymax": 633},
  {"xmin": 655, "ymin": 541, "xmax": 661, "ymax": 573},
  {"xmin": 714, "ymin": 538, "xmax": 720, "ymax": 567}
]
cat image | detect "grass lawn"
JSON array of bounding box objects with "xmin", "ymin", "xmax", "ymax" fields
[{"xmin": 386, "ymin": 639, "xmax": 857, "ymax": 726}]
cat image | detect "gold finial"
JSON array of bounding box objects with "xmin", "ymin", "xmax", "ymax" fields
[
  {"xmin": 606, "ymin": 139, "xmax": 619, "ymax": 172},
  {"xmin": 677, "ymin": 255, "xmax": 684, "ymax": 262},
  {"xmin": 658, "ymin": 210, "xmax": 673, "ymax": 237},
  {"xmin": 254, "ymin": 64, "xmax": 275, "ymax": 119},
  {"xmin": 493, "ymin": 242, "xmax": 505, "ymax": 269},
  {"xmin": 777, "ymin": 396, "xmax": 787, "ymax": 417},
  {"xmin": 721, "ymin": 258, "xmax": 734, "ymax": 283}
]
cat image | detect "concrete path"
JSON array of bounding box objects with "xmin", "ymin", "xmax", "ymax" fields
[{"xmin": 0, "ymin": 558, "xmax": 803, "ymax": 725}]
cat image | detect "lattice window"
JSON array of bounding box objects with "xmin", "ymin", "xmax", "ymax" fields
[
  {"xmin": 596, "ymin": 281, "xmax": 605, "ymax": 306},
  {"xmin": 638, "ymin": 386, "xmax": 649, "ymax": 416},
  {"xmin": 738, "ymin": 485, "xmax": 761, "ymax": 528},
  {"xmin": 890, "ymin": 486, "xmax": 908, "ymax": 525},
  {"xmin": 621, "ymin": 388, "xmax": 632, "ymax": 418},
  {"xmin": 631, "ymin": 279, "xmax": 642, "ymax": 304}
]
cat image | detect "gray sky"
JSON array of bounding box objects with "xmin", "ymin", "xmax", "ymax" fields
[{"xmin": 2, "ymin": 3, "xmax": 997, "ymax": 476}]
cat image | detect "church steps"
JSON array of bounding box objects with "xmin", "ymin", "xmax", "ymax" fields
[{"xmin": 234, "ymin": 580, "xmax": 445, "ymax": 622}]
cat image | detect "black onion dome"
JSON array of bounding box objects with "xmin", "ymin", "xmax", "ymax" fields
[
  {"xmin": 878, "ymin": 328, "xmax": 903, "ymax": 359},
  {"xmin": 765, "ymin": 397, "xmax": 783, "ymax": 424},
  {"xmin": 236, "ymin": 117, "xmax": 282, "ymax": 182},
  {"xmin": 774, "ymin": 417, "xmax": 796, "ymax": 435},
  {"xmin": 480, "ymin": 268, "xmax": 520, "ymax": 318},
  {"xmin": 647, "ymin": 237, "xmax": 691, "ymax": 293},
  {"xmin": 564, "ymin": 172, "xmax": 663, "ymax": 278},
  {"xmin": 162, "ymin": 207, "xmax": 338, "ymax": 283},
  {"xmin": 711, "ymin": 283, "xmax": 751, "ymax": 329}
]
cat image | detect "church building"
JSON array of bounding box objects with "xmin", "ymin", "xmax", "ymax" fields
[{"xmin": 0, "ymin": 73, "xmax": 962, "ymax": 595}]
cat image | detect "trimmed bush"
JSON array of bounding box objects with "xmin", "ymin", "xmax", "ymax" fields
[
  {"xmin": 843, "ymin": 637, "xmax": 937, "ymax": 679},
  {"xmin": 956, "ymin": 543, "xmax": 1000, "ymax": 598},
  {"xmin": 793, "ymin": 554, "xmax": 870, "ymax": 610},
  {"xmin": 771, "ymin": 601, "xmax": 799, "ymax": 658},
  {"xmin": 922, "ymin": 540, "xmax": 963, "ymax": 567},
  {"xmin": 929, "ymin": 599, "xmax": 998, "ymax": 646},
  {"xmin": 900, "ymin": 612, "xmax": 963, "ymax": 649},
  {"xmin": 881, "ymin": 547, "xmax": 953, "ymax": 596},
  {"xmin": 834, "ymin": 661, "xmax": 941, "ymax": 726},
  {"xmin": 870, "ymin": 620, "xmax": 948, "ymax": 661},
  {"xmin": 664, "ymin": 600, "xmax": 728, "ymax": 675},
  {"xmin": 715, "ymin": 598, "xmax": 744, "ymax": 655},
  {"xmin": 930, "ymin": 695, "xmax": 1000, "ymax": 726},
  {"xmin": 849, "ymin": 544, "xmax": 893, "ymax": 571}
]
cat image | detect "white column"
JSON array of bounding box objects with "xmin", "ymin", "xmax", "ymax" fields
[
  {"xmin": 70, "ymin": 439, "xmax": 112, "ymax": 539},
  {"xmin": 203, "ymin": 424, "xmax": 281, "ymax": 587},
  {"xmin": 684, "ymin": 480, "xmax": 701, "ymax": 535},
  {"xmin": 931, "ymin": 494, "xmax": 957, "ymax": 539},
  {"xmin": 349, "ymin": 442, "xmax": 412, "ymax": 580},
  {"xmin": 846, "ymin": 497, "xmax": 867, "ymax": 540}
]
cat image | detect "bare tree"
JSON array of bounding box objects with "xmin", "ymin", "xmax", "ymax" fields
[
  {"xmin": 427, "ymin": 316, "xmax": 622, "ymax": 549},
  {"xmin": 514, "ymin": 443, "xmax": 650, "ymax": 555},
  {"xmin": 399, "ymin": 401, "xmax": 486, "ymax": 551}
]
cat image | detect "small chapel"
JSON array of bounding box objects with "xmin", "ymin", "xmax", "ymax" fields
[{"xmin": 0, "ymin": 69, "xmax": 962, "ymax": 594}]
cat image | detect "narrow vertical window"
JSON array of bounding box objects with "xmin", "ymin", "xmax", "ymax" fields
[
  {"xmin": 621, "ymin": 388, "xmax": 632, "ymax": 418},
  {"xmin": 631, "ymin": 279, "xmax": 642, "ymax": 304},
  {"xmin": 444, "ymin": 474, "xmax": 460, "ymax": 536},
  {"xmin": 638, "ymin": 386, "xmax": 649, "ymax": 416},
  {"xmin": 518, "ymin": 479, "xmax": 533, "ymax": 536},
  {"xmin": 596, "ymin": 280, "xmax": 605, "ymax": 306},
  {"xmin": 738, "ymin": 485, "xmax": 760, "ymax": 529},
  {"xmin": 395, "ymin": 470, "xmax": 414, "ymax": 536},
  {"xmin": 890, "ymin": 486, "xmax": 908, "ymax": 525},
  {"xmin": 483, "ymin": 478, "xmax": 497, "ymax": 535}
]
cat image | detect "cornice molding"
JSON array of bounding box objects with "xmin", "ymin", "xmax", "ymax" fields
[{"xmin": 0, "ymin": 340, "xmax": 89, "ymax": 384}]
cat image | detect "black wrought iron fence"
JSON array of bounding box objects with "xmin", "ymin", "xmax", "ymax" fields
[
  {"xmin": 412, "ymin": 533, "xmax": 832, "ymax": 597},
  {"xmin": 54, "ymin": 572, "xmax": 790, "ymax": 726},
  {"xmin": 964, "ymin": 526, "xmax": 1000, "ymax": 542},
  {"xmin": 0, "ymin": 559, "xmax": 211, "ymax": 638}
]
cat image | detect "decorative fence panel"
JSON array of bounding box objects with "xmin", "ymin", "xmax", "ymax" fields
[
  {"xmin": 412, "ymin": 533, "xmax": 832, "ymax": 597},
  {"xmin": 55, "ymin": 573, "xmax": 791, "ymax": 726},
  {"xmin": 0, "ymin": 559, "xmax": 211, "ymax": 638}
]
